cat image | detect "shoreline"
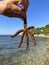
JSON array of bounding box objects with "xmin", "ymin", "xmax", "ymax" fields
[{"xmin": 34, "ymin": 35, "xmax": 49, "ymax": 38}]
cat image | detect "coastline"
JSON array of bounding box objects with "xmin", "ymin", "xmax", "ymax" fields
[{"xmin": 34, "ymin": 34, "xmax": 49, "ymax": 38}]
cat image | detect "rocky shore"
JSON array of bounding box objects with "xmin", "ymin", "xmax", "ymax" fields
[
  {"xmin": 0, "ymin": 41, "xmax": 49, "ymax": 65},
  {"xmin": 34, "ymin": 34, "xmax": 49, "ymax": 38}
]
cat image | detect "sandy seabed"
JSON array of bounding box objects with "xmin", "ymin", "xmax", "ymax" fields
[{"xmin": 0, "ymin": 41, "xmax": 49, "ymax": 65}]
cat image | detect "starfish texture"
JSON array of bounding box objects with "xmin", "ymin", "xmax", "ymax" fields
[
  {"xmin": 11, "ymin": 25, "xmax": 36, "ymax": 49},
  {"xmin": 0, "ymin": 0, "xmax": 36, "ymax": 49}
]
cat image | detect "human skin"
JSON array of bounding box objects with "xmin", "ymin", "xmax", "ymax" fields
[
  {"xmin": 0, "ymin": 0, "xmax": 29, "ymax": 20},
  {"xmin": 11, "ymin": 0, "xmax": 29, "ymax": 12},
  {"xmin": 21, "ymin": 0, "xmax": 29, "ymax": 12},
  {"xmin": 4, "ymin": 0, "xmax": 29, "ymax": 12}
]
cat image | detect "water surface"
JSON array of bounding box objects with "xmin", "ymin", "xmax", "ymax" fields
[{"xmin": 0, "ymin": 35, "xmax": 49, "ymax": 65}]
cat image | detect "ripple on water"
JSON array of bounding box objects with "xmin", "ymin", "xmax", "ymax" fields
[{"xmin": 0, "ymin": 36, "xmax": 49, "ymax": 65}]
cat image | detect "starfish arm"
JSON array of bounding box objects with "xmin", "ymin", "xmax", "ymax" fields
[
  {"xmin": 11, "ymin": 29, "xmax": 24, "ymax": 38},
  {"xmin": 28, "ymin": 30, "xmax": 36, "ymax": 45},
  {"xmin": 27, "ymin": 26, "xmax": 34, "ymax": 30},
  {"xmin": 25, "ymin": 31, "xmax": 29, "ymax": 49},
  {"xmin": 18, "ymin": 32, "xmax": 25, "ymax": 48}
]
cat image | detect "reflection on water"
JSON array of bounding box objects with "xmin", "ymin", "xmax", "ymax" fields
[{"xmin": 0, "ymin": 35, "xmax": 49, "ymax": 65}]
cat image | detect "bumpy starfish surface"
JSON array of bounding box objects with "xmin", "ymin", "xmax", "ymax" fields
[{"xmin": 11, "ymin": 19, "xmax": 36, "ymax": 49}]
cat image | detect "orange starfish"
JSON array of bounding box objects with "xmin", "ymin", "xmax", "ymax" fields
[
  {"xmin": 0, "ymin": 0, "xmax": 36, "ymax": 49},
  {"xmin": 11, "ymin": 19, "xmax": 36, "ymax": 49}
]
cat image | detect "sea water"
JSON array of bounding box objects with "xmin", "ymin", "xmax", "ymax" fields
[{"xmin": 0, "ymin": 35, "xmax": 49, "ymax": 65}]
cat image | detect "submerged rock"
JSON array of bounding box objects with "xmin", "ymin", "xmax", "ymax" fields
[{"xmin": 0, "ymin": 42, "xmax": 49, "ymax": 65}]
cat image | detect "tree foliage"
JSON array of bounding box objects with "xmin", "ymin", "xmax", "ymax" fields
[{"xmin": 33, "ymin": 24, "xmax": 49, "ymax": 34}]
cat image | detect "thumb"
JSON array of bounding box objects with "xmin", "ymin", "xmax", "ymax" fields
[{"xmin": 18, "ymin": 1, "xmax": 21, "ymax": 4}]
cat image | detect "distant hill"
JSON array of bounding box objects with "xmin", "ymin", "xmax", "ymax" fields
[{"xmin": 33, "ymin": 24, "xmax": 49, "ymax": 35}]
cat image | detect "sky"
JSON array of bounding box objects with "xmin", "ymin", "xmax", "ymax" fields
[{"xmin": 0, "ymin": 0, "xmax": 49, "ymax": 35}]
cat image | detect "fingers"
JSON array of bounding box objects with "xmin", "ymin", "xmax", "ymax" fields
[
  {"xmin": 11, "ymin": 4, "xmax": 26, "ymax": 18},
  {"xmin": 17, "ymin": 0, "xmax": 22, "ymax": 5},
  {"xmin": 1, "ymin": 0, "xmax": 27, "ymax": 19},
  {"xmin": 12, "ymin": 0, "xmax": 29, "ymax": 12},
  {"xmin": 11, "ymin": 0, "xmax": 21, "ymax": 5},
  {"xmin": 2, "ymin": 8, "xmax": 26, "ymax": 21},
  {"xmin": 21, "ymin": 0, "xmax": 29, "ymax": 12}
]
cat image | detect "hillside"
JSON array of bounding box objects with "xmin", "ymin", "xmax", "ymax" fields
[{"xmin": 33, "ymin": 24, "xmax": 49, "ymax": 35}]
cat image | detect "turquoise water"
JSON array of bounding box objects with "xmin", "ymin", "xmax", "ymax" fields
[{"xmin": 0, "ymin": 35, "xmax": 49, "ymax": 65}]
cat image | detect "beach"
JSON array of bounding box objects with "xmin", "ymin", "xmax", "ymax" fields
[
  {"xmin": 0, "ymin": 35, "xmax": 49, "ymax": 65},
  {"xmin": 34, "ymin": 34, "xmax": 49, "ymax": 38}
]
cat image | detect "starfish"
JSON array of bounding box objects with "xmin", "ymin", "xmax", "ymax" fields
[
  {"xmin": 0, "ymin": 0, "xmax": 36, "ymax": 49},
  {"xmin": 11, "ymin": 19, "xmax": 36, "ymax": 49},
  {"xmin": 2, "ymin": 9, "xmax": 36, "ymax": 49}
]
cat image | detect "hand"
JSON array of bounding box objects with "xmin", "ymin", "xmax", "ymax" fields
[
  {"xmin": 0, "ymin": 0, "xmax": 27, "ymax": 20},
  {"xmin": 21, "ymin": 0, "xmax": 29, "ymax": 12}
]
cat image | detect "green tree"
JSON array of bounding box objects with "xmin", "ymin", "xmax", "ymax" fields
[{"xmin": 32, "ymin": 24, "xmax": 49, "ymax": 35}]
